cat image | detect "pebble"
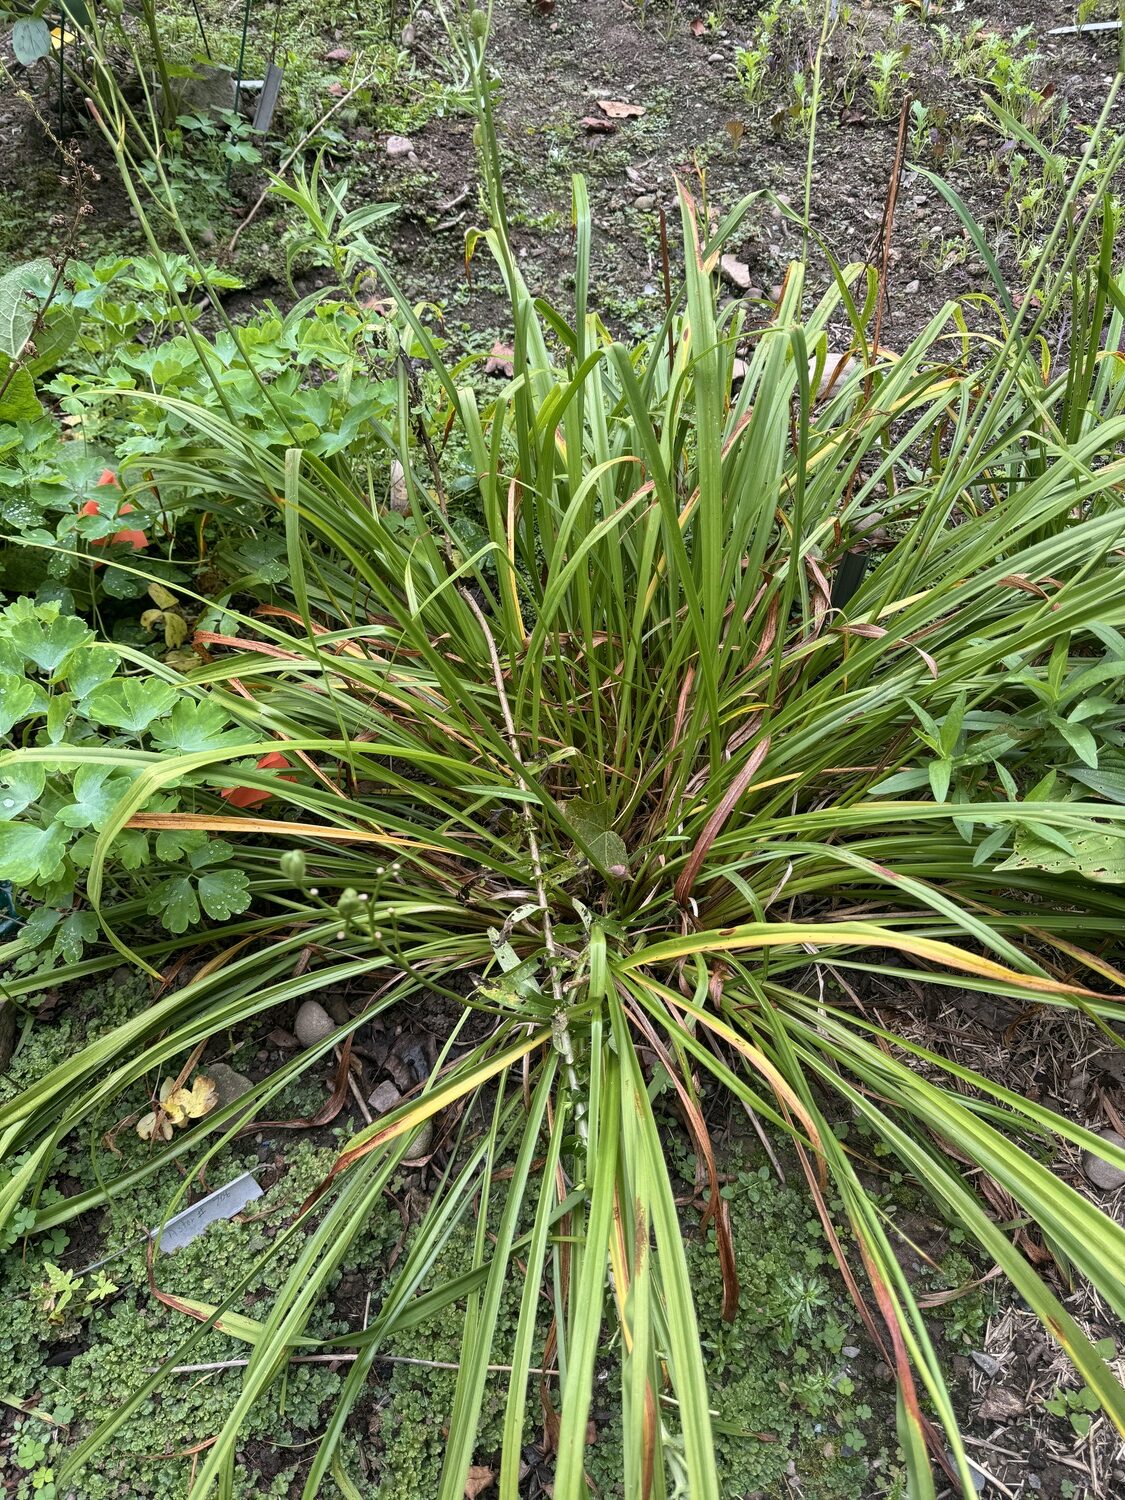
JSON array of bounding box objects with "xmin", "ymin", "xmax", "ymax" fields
[
  {"xmin": 903, "ymin": 278, "xmax": 920, "ymax": 294},
  {"xmin": 708, "ymin": 51, "xmax": 724, "ymax": 63},
  {"xmin": 1082, "ymin": 1129, "xmax": 1125, "ymax": 1191},
  {"xmin": 842, "ymin": 1345, "xmax": 860, "ymax": 1358},
  {"xmin": 385, "ymin": 135, "xmax": 415, "ymax": 160},
  {"xmin": 369, "ymin": 1079, "xmax": 402, "ymax": 1114},
  {"xmin": 633, "ymin": 194, "xmax": 656, "ymax": 211},
  {"xmin": 369, "ymin": 1079, "xmax": 433, "ymax": 1162},
  {"xmin": 294, "ymin": 999, "xmax": 335, "ymax": 1048},
  {"xmin": 205, "ymin": 1062, "xmax": 254, "ymax": 1107},
  {"xmin": 970, "ymin": 1350, "xmax": 1001, "ymax": 1377}
]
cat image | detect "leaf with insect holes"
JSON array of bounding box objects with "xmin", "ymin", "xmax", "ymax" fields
[
  {"xmin": 82, "ymin": 678, "xmax": 178, "ymax": 735},
  {"xmin": 596, "ymin": 99, "xmax": 645, "ymax": 119},
  {"xmin": 566, "ymin": 796, "xmax": 630, "ymax": 875},
  {"xmin": 996, "ymin": 826, "xmax": 1125, "ymax": 884}
]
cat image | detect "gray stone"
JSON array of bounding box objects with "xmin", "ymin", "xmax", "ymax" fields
[
  {"xmin": 1082, "ymin": 1129, "xmax": 1125, "ymax": 1191},
  {"xmin": 970, "ymin": 1350, "xmax": 1001, "ymax": 1377},
  {"xmin": 633, "ymin": 195, "xmax": 656, "ymax": 211},
  {"xmin": 385, "ymin": 135, "xmax": 415, "ymax": 160},
  {"xmin": 369, "ymin": 1079, "xmax": 401, "ymax": 1113},
  {"xmin": 369, "ymin": 1078, "xmax": 433, "ymax": 1163},
  {"xmin": 294, "ymin": 999, "xmax": 335, "ymax": 1048},
  {"xmin": 204, "ymin": 1061, "xmax": 255, "ymax": 1109}
]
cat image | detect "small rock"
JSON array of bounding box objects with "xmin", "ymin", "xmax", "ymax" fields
[
  {"xmin": 199, "ymin": 227, "xmax": 216, "ymax": 246},
  {"xmin": 385, "ymin": 134, "xmax": 415, "ymax": 160},
  {"xmin": 204, "ymin": 1061, "xmax": 255, "ymax": 1110},
  {"xmin": 903, "ymin": 278, "xmax": 920, "ymax": 294},
  {"xmin": 842, "ymin": 1345, "xmax": 861, "ymax": 1358},
  {"xmin": 369, "ymin": 1079, "xmax": 433, "ymax": 1162},
  {"xmin": 708, "ymin": 51, "xmax": 724, "ymax": 63},
  {"xmin": 369, "ymin": 1079, "xmax": 402, "ymax": 1113},
  {"xmin": 324, "ymin": 46, "xmax": 352, "ymax": 62},
  {"xmin": 294, "ymin": 999, "xmax": 335, "ymax": 1048},
  {"xmin": 326, "ymin": 994, "xmax": 352, "ymax": 1026},
  {"xmin": 970, "ymin": 1350, "xmax": 1001, "ymax": 1377},
  {"xmin": 808, "ymin": 352, "xmax": 861, "ymax": 401},
  {"xmin": 633, "ymin": 194, "xmax": 656, "ymax": 211},
  {"xmin": 1083, "ymin": 1129, "xmax": 1125, "ymax": 1191},
  {"xmin": 401, "ymin": 23, "xmax": 416, "ymax": 46}
]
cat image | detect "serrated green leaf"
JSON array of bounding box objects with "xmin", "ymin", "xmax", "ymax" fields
[
  {"xmin": 197, "ymin": 868, "xmax": 252, "ymax": 921},
  {"xmin": 0, "ymin": 672, "xmax": 46, "ymax": 736},
  {"xmin": 0, "ymin": 762, "xmax": 47, "ymax": 819},
  {"xmin": 155, "ymin": 827, "xmax": 207, "ymax": 862},
  {"xmin": 67, "ymin": 647, "xmax": 121, "ymax": 700},
  {"xmin": 82, "ymin": 678, "xmax": 178, "ymax": 735},
  {"xmin": 55, "ymin": 765, "xmax": 136, "ymax": 832},
  {"xmin": 188, "ymin": 838, "xmax": 235, "ymax": 870},
  {"xmin": 149, "ymin": 700, "xmax": 239, "ymax": 754},
  {"xmin": 150, "ymin": 876, "xmax": 199, "ymax": 934},
  {"xmin": 0, "ymin": 821, "xmax": 68, "ymax": 885},
  {"xmin": 4, "ymin": 603, "xmax": 92, "ymax": 677}
]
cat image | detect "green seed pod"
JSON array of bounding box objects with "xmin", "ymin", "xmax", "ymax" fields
[
  {"xmin": 336, "ymin": 887, "xmax": 363, "ymax": 919},
  {"xmin": 280, "ymin": 849, "xmax": 306, "ymax": 883},
  {"xmin": 470, "ymin": 8, "xmax": 488, "ymax": 38}
]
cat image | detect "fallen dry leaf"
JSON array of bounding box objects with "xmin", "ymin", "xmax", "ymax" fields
[
  {"xmin": 324, "ymin": 46, "xmax": 352, "ymax": 62},
  {"xmin": 484, "ymin": 341, "xmax": 515, "ymax": 377},
  {"xmin": 725, "ymin": 119, "xmax": 745, "ymax": 150},
  {"xmin": 596, "ymin": 99, "xmax": 645, "ymax": 119},
  {"xmin": 325, "ymin": 81, "xmax": 345, "ymax": 97},
  {"xmin": 720, "ymin": 253, "xmax": 753, "ymax": 290},
  {"xmin": 580, "ymin": 115, "xmax": 616, "ymax": 134},
  {"xmin": 464, "ymin": 1467, "xmax": 494, "ymax": 1499},
  {"xmin": 839, "ymin": 107, "xmax": 867, "ymax": 126},
  {"xmin": 690, "ymin": 16, "xmax": 707, "ymax": 34}
]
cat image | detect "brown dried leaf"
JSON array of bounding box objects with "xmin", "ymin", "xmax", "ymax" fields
[
  {"xmin": 690, "ymin": 16, "xmax": 707, "ymax": 34},
  {"xmin": 464, "ymin": 1465, "xmax": 495, "ymax": 1498},
  {"xmin": 596, "ymin": 99, "xmax": 645, "ymax": 119},
  {"xmin": 725, "ymin": 119, "xmax": 745, "ymax": 150},
  {"xmin": 580, "ymin": 115, "xmax": 616, "ymax": 134},
  {"xmin": 324, "ymin": 46, "xmax": 352, "ymax": 62}
]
